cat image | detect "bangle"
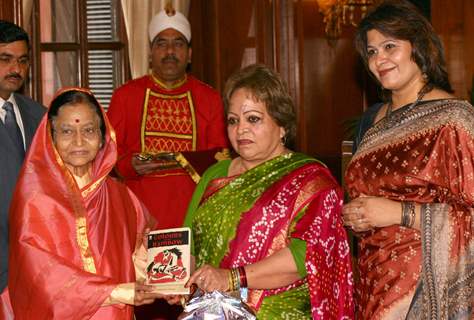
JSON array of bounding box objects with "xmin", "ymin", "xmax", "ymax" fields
[
  {"xmin": 237, "ymin": 266, "xmax": 247, "ymax": 288},
  {"xmin": 227, "ymin": 269, "xmax": 234, "ymax": 291},
  {"xmin": 228, "ymin": 268, "xmax": 240, "ymax": 291},
  {"xmin": 401, "ymin": 201, "xmax": 415, "ymax": 228},
  {"xmin": 228, "ymin": 266, "xmax": 249, "ymax": 291},
  {"xmin": 233, "ymin": 268, "xmax": 240, "ymax": 290},
  {"xmin": 401, "ymin": 202, "xmax": 408, "ymax": 226},
  {"xmin": 408, "ymin": 203, "xmax": 416, "ymax": 228}
]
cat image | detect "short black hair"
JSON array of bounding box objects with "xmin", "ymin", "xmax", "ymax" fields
[{"xmin": 0, "ymin": 20, "xmax": 30, "ymax": 48}]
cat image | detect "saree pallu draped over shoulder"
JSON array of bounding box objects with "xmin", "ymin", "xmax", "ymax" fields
[
  {"xmin": 8, "ymin": 93, "xmax": 151, "ymax": 320},
  {"xmin": 186, "ymin": 153, "xmax": 354, "ymax": 319},
  {"xmin": 345, "ymin": 99, "xmax": 474, "ymax": 319}
]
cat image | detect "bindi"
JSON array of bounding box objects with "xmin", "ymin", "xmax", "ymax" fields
[{"xmin": 75, "ymin": 119, "xmax": 80, "ymax": 123}]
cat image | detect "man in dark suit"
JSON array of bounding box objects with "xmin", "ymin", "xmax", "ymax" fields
[{"xmin": 0, "ymin": 20, "xmax": 45, "ymax": 315}]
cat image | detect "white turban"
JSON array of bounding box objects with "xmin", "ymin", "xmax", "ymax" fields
[{"xmin": 148, "ymin": 10, "xmax": 191, "ymax": 43}]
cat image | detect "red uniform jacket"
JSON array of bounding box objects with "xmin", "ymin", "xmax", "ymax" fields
[{"xmin": 108, "ymin": 75, "xmax": 228, "ymax": 228}]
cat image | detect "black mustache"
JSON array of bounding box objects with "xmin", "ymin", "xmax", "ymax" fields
[
  {"xmin": 6, "ymin": 73, "xmax": 23, "ymax": 80},
  {"xmin": 162, "ymin": 56, "xmax": 178, "ymax": 63}
]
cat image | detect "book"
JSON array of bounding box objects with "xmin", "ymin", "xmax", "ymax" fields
[{"xmin": 146, "ymin": 227, "xmax": 191, "ymax": 294}]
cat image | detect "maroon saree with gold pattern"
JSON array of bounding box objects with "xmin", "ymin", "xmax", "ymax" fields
[{"xmin": 345, "ymin": 99, "xmax": 474, "ymax": 319}]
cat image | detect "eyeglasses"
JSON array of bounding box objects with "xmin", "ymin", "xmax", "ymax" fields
[{"xmin": 0, "ymin": 54, "xmax": 30, "ymax": 68}]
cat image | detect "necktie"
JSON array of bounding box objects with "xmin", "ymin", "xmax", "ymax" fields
[{"xmin": 2, "ymin": 101, "xmax": 25, "ymax": 158}]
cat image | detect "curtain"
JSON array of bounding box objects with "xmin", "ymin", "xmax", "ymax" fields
[
  {"xmin": 22, "ymin": 0, "xmax": 33, "ymax": 31},
  {"xmin": 24, "ymin": 0, "xmax": 78, "ymax": 105},
  {"xmin": 121, "ymin": 0, "xmax": 190, "ymax": 79}
]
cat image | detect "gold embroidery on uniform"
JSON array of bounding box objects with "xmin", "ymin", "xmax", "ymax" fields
[
  {"xmin": 141, "ymin": 89, "xmax": 197, "ymax": 153},
  {"xmin": 146, "ymin": 131, "xmax": 193, "ymax": 139},
  {"xmin": 141, "ymin": 89, "xmax": 152, "ymax": 153},
  {"xmin": 151, "ymin": 73, "xmax": 187, "ymax": 90},
  {"xmin": 187, "ymin": 91, "xmax": 197, "ymax": 150}
]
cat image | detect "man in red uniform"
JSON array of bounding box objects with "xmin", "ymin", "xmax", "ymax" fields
[{"xmin": 108, "ymin": 9, "xmax": 227, "ymax": 231}]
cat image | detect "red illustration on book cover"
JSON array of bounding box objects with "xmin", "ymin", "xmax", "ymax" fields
[{"xmin": 146, "ymin": 227, "xmax": 191, "ymax": 294}]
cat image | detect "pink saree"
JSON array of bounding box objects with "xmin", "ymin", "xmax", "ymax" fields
[
  {"xmin": 8, "ymin": 90, "xmax": 151, "ymax": 319},
  {"xmin": 186, "ymin": 153, "xmax": 354, "ymax": 319}
]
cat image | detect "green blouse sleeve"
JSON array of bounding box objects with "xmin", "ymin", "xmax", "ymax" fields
[
  {"xmin": 183, "ymin": 159, "xmax": 231, "ymax": 254},
  {"xmin": 289, "ymin": 238, "xmax": 307, "ymax": 278},
  {"xmin": 288, "ymin": 203, "xmax": 309, "ymax": 278},
  {"xmin": 184, "ymin": 158, "xmax": 307, "ymax": 278}
]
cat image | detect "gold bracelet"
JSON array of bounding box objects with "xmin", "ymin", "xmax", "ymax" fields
[
  {"xmin": 227, "ymin": 269, "xmax": 234, "ymax": 291},
  {"xmin": 228, "ymin": 268, "xmax": 240, "ymax": 291},
  {"xmin": 234, "ymin": 268, "xmax": 240, "ymax": 290}
]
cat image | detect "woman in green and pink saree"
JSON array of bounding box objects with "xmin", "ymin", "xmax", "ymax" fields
[
  {"xmin": 343, "ymin": 1, "xmax": 474, "ymax": 319},
  {"xmin": 183, "ymin": 64, "xmax": 354, "ymax": 319}
]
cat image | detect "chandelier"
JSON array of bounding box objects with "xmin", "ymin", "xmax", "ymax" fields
[{"xmin": 316, "ymin": 0, "xmax": 380, "ymax": 39}]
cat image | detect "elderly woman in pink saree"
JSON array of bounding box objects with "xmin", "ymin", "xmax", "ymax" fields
[
  {"xmin": 343, "ymin": 1, "xmax": 474, "ymax": 319},
  {"xmin": 9, "ymin": 89, "xmax": 161, "ymax": 319}
]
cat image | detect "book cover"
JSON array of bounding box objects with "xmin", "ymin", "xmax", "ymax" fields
[{"xmin": 146, "ymin": 227, "xmax": 191, "ymax": 294}]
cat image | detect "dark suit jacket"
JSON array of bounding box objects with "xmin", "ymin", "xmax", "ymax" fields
[{"xmin": 0, "ymin": 93, "xmax": 45, "ymax": 291}]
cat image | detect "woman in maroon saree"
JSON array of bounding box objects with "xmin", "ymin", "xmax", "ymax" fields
[
  {"xmin": 8, "ymin": 89, "xmax": 159, "ymax": 319},
  {"xmin": 343, "ymin": 1, "xmax": 473, "ymax": 319}
]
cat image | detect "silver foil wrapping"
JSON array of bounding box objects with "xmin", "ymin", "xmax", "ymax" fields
[{"xmin": 178, "ymin": 290, "xmax": 256, "ymax": 320}]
